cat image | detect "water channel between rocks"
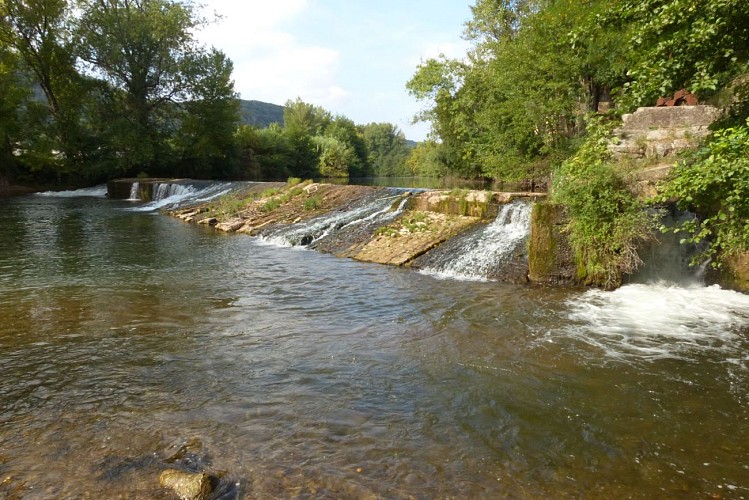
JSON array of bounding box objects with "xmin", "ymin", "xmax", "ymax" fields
[{"xmin": 1, "ymin": 186, "xmax": 748, "ymax": 498}]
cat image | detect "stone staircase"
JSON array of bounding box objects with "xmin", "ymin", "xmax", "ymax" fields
[{"xmin": 607, "ymin": 105, "xmax": 721, "ymax": 196}]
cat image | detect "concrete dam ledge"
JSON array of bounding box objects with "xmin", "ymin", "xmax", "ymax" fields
[
  {"xmin": 155, "ymin": 181, "xmax": 549, "ymax": 284},
  {"xmin": 109, "ymin": 178, "xmax": 749, "ymax": 292}
]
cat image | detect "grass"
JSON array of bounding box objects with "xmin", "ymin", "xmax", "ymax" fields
[{"xmin": 304, "ymin": 195, "xmax": 322, "ymax": 211}]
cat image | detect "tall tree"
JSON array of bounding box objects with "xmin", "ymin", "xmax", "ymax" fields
[
  {"xmin": 76, "ymin": 0, "xmax": 204, "ymax": 174},
  {"xmin": 174, "ymin": 48, "xmax": 239, "ymax": 178},
  {"xmin": 0, "ymin": 37, "xmax": 26, "ymax": 179},
  {"xmin": 361, "ymin": 122, "xmax": 411, "ymax": 177},
  {"xmin": 282, "ymin": 98, "xmax": 330, "ymax": 177},
  {"xmin": 0, "ymin": 0, "xmax": 90, "ymax": 175}
]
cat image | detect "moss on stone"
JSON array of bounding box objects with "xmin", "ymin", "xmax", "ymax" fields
[
  {"xmin": 528, "ymin": 203, "xmax": 558, "ymax": 281},
  {"xmin": 528, "ymin": 202, "xmax": 582, "ymax": 286}
]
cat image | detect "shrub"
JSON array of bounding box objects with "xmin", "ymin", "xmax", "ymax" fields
[
  {"xmin": 261, "ymin": 187, "xmax": 280, "ymax": 198},
  {"xmin": 552, "ymin": 121, "xmax": 659, "ymax": 288},
  {"xmin": 261, "ymin": 198, "xmax": 281, "ymax": 213},
  {"xmin": 304, "ymin": 195, "xmax": 322, "ymax": 211},
  {"xmin": 661, "ymin": 119, "xmax": 749, "ymax": 265}
]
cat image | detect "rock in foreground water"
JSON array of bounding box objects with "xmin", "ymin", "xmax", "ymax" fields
[{"xmin": 159, "ymin": 469, "xmax": 213, "ymax": 500}]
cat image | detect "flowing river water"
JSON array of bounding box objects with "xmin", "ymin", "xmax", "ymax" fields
[{"xmin": 1, "ymin": 187, "xmax": 749, "ymax": 498}]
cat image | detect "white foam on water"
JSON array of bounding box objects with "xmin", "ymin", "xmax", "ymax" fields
[
  {"xmin": 419, "ymin": 267, "xmax": 491, "ymax": 283},
  {"xmin": 35, "ymin": 185, "xmax": 108, "ymax": 198},
  {"xmin": 126, "ymin": 182, "xmax": 233, "ymax": 212},
  {"xmin": 560, "ymin": 283, "xmax": 749, "ymax": 361},
  {"xmin": 420, "ymin": 200, "xmax": 532, "ymax": 282}
]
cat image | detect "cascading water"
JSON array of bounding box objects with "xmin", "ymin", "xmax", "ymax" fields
[
  {"xmin": 127, "ymin": 182, "xmax": 140, "ymax": 201},
  {"xmin": 36, "ymin": 185, "xmax": 108, "ymax": 198},
  {"xmin": 560, "ymin": 207, "xmax": 749, "ymax": 361},
  {"xmin": 419, "ymin": 199, "xmax": 533, "ymax": 281},
  {"xmin": 127, "ymin": 181, "xmax": 236, "ymax": 212},
  {"xmin": 626, "ymin": 208, "xmax": 708, "ymax": 286},
  {"xmin": 259, "ymin": 191, "xmax": 407, "ymax": 247}
]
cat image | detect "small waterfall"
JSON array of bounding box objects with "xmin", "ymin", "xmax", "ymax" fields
[
  {"xmin": 259, "ymin": 192, "xmax": 406, "ymax": 247},
  {"xmin": 35, "ymin": 185, "xmax": 108, "ymax": 198},
  {"xmin": 151, "ymin": 182, "xmax": 192, "ymax": 201},
  {"xmin": 420, "ymin": 200, "xmax": 533, "ymax": 281},
  {"xmin": 126, "ymin": 181, "xmax": 236, "ymax": 212},
  {"xmin": 127, "ymin": 182, "xmax": 141, "ymax": 201},
  {"xmin": 626, "ymin": 208, "xmax": 708, "ymax": 286}
]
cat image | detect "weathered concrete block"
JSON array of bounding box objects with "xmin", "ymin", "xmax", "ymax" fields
[
  {"xmin": 528, "ymin": 203, "xmax": 581, "ymax": 286},
  {"xmin": 706, "ymin": 252, "xmax": 749, "ymax": 293},
  {"xmin": 620, "ymin": 105, "xmax": 720, "ymax": 130}
]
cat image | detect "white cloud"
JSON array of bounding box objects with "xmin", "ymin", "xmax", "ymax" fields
[{"xmin": 196, "ymin": 0, "xmax": 344, "ymax": 108}]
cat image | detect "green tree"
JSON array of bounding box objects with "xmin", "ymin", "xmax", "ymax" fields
[
  {"xmin": 598, "ymin": 0, "xmax": 749, "ymax": 110},
  {"xmin": 174, "ymin": 49, "xmax": 240, "ymax": 178},
  {"xmin": 408, "ymin": 0, "xmax": 616, "ymax": 182},
  {"xmin": 235, "ymin": 123, "xmax": 293, "ymax": 180},
  {"xmin": 361, "ymin": 122, "xmax": 410, "ymax": 176},
  {"xmin": 312, "ymin": 135, "xmax": 353, "ymax": 178},
  {"xmin": 0, "ymin": 38, "xmax": 26, "ymax": 179},
  {"xmin": 0, "ymin": 0, "xmax": 93, "ymax": 178},
  {"xmin": 406, "ymin": 140, "xmax": 450, "ymax": 178},
  {"xmin": 325, "ymin": 115, "xmax": 369, "ymax": 177},
  {"xmin": 282, "ymin": 98, "xmax": 330, "ymax": 177},
  {"xmin": 76, "ymin": 0, "xmax": 204, "ymax": 175}
]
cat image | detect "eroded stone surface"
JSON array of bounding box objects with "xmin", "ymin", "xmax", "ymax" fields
[{"xmin": 350, "ymin": 212, "xmax": 481, "ymax": 266}]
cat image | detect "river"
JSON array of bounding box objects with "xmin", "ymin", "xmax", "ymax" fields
[{"xmin": 1, "ymin": 187, "xmax": 748, "ymax": 498}]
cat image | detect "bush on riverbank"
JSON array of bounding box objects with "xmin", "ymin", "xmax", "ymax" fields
[
  {"xmin": 552, "ymin": 121, "xmax": 659, "ymax": 288},
  {"xmin": 661, "ymin": 119, "xmax": 749, "ymax": 266}
]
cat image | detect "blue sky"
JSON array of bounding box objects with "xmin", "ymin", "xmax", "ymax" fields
[{"xmin": 196, "ymin": 1, "xmax": 474, "ymax": 141}]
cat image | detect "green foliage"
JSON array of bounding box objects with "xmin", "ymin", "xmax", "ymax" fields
[
  {"xmin": 661, "ymin": 120, "xmax": 749, "ymax": 264},
  {"xmin": 599, "ymin": 0, "xmax": 749, "ymax": 110},
  {"xmin": 408, "ymin": 0, "xmax": 600, "ymax": 182},
  {"xmin": 360, "ymin": 122, "xmax": 411, "ymax": 176},
  {"xmin": 174, "ymin": 49, "xmax": 240, "ymax": 178},
  {"xmin": 287, "ymin": 177, "xmax": 302, "ymax": 187},
  {"xmin": 552, "ymin": 122, "xmax": 658, "ymax": 288},
  {"xmin": 312, "ymin": 135, "xmax": 353, "ymax": 178},
  {"xmin": 406, "ymin": 140, "xmax": 450, "ymax": 177},
  {"xmin": 261, "ymin": 197, "xmax": 281, "ymax": 213},
  {"xmin": 401, "ymin": 212, "xmax": 432, "ymax": 233},
  {"xmin": 303, "ymin": 195, "xmax": 321, "ymax": 211},
  {"xmin": 261, "ymin": 187, "xmax": 280, "ymax": 198}
]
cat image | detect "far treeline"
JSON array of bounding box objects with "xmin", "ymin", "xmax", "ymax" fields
[
  {"xmin": 0, "ymin": 0, "xmax": 414, "ymax": 186},
  {"xmin": 407, "ymin": 0, "xmax": 748, "ymax": 286}
]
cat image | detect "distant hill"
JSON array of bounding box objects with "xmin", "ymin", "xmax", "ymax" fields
[{"xmin": 239, "ymin": 99, "xmax": 285, "ymax": 128}]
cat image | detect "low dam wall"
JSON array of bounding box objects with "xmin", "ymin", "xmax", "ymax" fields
[{"xmin": 106, "ymin": 177, "xmax": 747, "ymax": 292}]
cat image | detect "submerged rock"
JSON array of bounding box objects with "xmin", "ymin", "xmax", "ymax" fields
[{"xmin": 159, "ymin": 469, "xmax": 214, "ymax": 500}]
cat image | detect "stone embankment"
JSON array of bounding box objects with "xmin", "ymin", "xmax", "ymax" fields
[{"xmin": 608, "ymin": 104, "xmax": 720, "ymax": 197}]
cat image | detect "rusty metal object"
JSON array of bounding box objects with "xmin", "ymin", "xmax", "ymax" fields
[{"xmin": 655, "ymin": 88, "xmax": 699, "ymax": 107}]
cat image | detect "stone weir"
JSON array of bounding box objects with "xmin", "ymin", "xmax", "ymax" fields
[
  {"xmin": 107, "ymin": 178, "xmax": 211, "ymax": 201},
  {"xmin": 169, "ymin": 181, "xmax": 546, "ymax": 283}
]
